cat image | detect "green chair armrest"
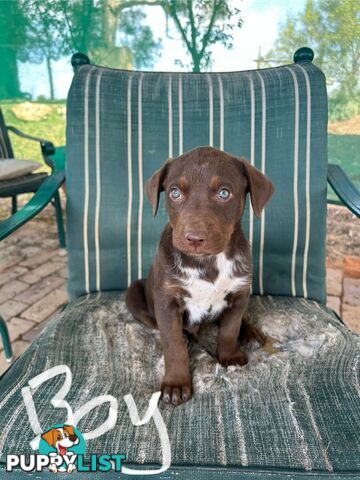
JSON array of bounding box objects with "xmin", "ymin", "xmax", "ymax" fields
[
  {"xmin": 0, "ymin": 170, "xmax": 65, "ymax": 241},
  {"xmin": 7, "ymin": 125, "xmax": 56, "ymax": 168},
  {"xmin": 327, "ymin": 164, "xmax": 360, "ymax": 218},
  {"xmin": 49, "ymin": 145, "xmax": 66, "ymax": 172},
  {"xmin": 7, "ymin": 125, "xmax": 55, "ymax": 153}
]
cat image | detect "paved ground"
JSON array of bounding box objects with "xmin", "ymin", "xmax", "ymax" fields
[
  {"xmin": 326, "ymin": 205, "xmax": 360, "ymax": 332},
  {"xmin": 0, "ymin": 200, "xmax": 67, "ymax": 374},
  {"xmin": 0, "ymin": 197, "xmax": 359, "ymax": 375},
  {"xmin": 326, "ymin": 258, "xmax": 360, "ymax": 332}
]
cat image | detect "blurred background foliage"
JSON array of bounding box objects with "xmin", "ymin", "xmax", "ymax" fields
[
  {"xmin": 266, "ymin": 0, "xmax": 360, "ymax": 122},
  {"xmin": 0, "ymin": 0, "xmax": 358, "ymax": 187},
  {"xmin": 0, "ymin": 0, "xmax": 242, "ymax": 99}
]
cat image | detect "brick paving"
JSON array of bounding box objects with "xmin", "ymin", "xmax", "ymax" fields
[
  {"xmin": 327, "ymin": 261, "xmax": 360, "ymax": 332},
  {"xmin": 0, "ymin": 197, "xmax": 359, "ymax": 375},
  {"xmin": 0, "ymin": 196, "xmax": 68, "ymax": 374}
]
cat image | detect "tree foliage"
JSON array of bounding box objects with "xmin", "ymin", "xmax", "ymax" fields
[
  {"xmin": 0, "ymin": 0, "xmax": 162, "ymax": 98},
  {"xmin": 21, "ymin": 0, "xmax": 161, "ymax": 67},
  {"xmin": 268, "ymin": 0, "xmax": 360, "ymax": 120},
  {"xmin": 117, "ymin": 8, "xmax": 162, "ymax": 69},
  {"xmin": 0, "ymin": 0, "xmax": 28, "ymax": 98},
  {"xmin": 0, "ymin": 0, "xmax": 243, "ymax": 99},
  {"xmin": 164, "ymin": 0, "xmax": 243, "ymax": 72}
]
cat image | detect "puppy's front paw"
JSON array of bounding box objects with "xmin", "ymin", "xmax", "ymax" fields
[
  {"xmin": 218, "ymin": 348, "xmax": 248, "ymax": 367},
  {"xmin": 161, "ymin": 381, "xmax": 192, "ymax": 405}
]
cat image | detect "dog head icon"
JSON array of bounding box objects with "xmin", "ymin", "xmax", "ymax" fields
[{"xmin": 41, "ymin": 425, "xmax": 79, "ymax": 456}]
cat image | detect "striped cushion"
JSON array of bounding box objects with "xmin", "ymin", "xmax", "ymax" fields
[
  {"xmin": 0, "ymin": 293, "xmax": 359, "ymax": 474},
  {"xmin": 66, "ymin": 62, "xmax": 328, "ymax": 301}
]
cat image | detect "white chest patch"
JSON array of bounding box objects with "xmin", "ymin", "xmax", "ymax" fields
[{"xmin": 177, "ymin": 252, "xmax": 250, "ymax": 325}]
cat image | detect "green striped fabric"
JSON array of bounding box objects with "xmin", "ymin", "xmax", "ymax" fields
[
  {"xmin": 0, "ymin": 294, "xmax": 359, "ymax": 474},
  {"xmin": 66, "ymin": 61, "xmax": 328, "ymax": 302}
]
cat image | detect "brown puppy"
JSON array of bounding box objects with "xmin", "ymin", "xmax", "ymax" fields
[{"xmin": 126, "ymin": 146, "xmax": 274, "ymax": 405}]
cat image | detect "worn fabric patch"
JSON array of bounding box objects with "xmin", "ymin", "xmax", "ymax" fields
[{"xmin": 0, "ymin": 293, "xmax": 359, "ymax": 473}]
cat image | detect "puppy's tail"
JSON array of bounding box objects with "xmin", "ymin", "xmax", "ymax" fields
[{"xmin": 125, "ymin": 279, "xmax": 158, "ymax": 329}]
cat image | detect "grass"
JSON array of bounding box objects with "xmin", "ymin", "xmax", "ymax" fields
[
  {"xmin": 328, "ymin": 134, "xmax": 360, "ymax": 187},
  {"xmin": 1, "ymin": 101, "xmax": 66, "ymax": 173},
  {"xmin": 1, "ymin": 101, "xmax": 359, "ymax": 194}
]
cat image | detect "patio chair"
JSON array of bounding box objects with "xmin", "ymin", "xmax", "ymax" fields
[
  {"xmin": 0, "ymin": 108, "xmax": 66, "ymax": 364},
  {"xmin": 0, "ymin": 107, "xmax": 66, "ymax": 247},
  {"xmin": 0, "ymin": 47, "xmax": 359, "ymax": 478}
]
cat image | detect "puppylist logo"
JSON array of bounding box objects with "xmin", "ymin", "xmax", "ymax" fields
[
  {"xmin": 7, "ymin": 424, "xmax": 126, "ymax": 473},
  {"xmin": 6, "ymin": 365, "xmax": 171, "ymax": 475}
]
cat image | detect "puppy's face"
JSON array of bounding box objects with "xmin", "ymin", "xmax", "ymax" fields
[
  {"xmin": 145, "ymin": 147, "xmax": 274, "ymax": 257},
  {"xmin": 41, "ymin": 425, "xmax": 79, "ymax": 454},
  {"xmin": 163, "ymin": 155, "xmax": 246, "ymax": 256}
]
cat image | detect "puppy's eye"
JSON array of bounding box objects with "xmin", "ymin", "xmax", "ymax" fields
[
  {"xmin": 218, "ymin": 188, "xmax": 231, "ymax": 200},
  {"xmin": 169, "ymin": 187, "xmax": 182, "ymax": 200}
]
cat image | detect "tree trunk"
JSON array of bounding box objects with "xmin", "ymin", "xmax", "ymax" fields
[
  {"xmin": 0, "ymin": 47, "xmax": 22, "ymax": 99},
  {"xmin": 46, "ymin": 56, "xmax": 55, "ymax": 100},
  {"xmin": 102, "ymin": 0, "xmax": 119, "ymax": 48},
  {"xmin": 0, "ymin": 0, "xmax": 23, "ymax": 99},
  {"xmin": 192, "ymin": 54, "xmax": 201, "ymax": 72}
]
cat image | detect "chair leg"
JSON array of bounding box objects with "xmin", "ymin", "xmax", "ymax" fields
[
  {"xmin": 53, "ymin": 190, "xmax": 66, "ymax": 248},
  {"xmin": 11, "ymin": 196, "xmax": 17, "ymax": 214},
  {"xmin": 0, "ymin": 315, "xmax": 13, "ymax": 363}
]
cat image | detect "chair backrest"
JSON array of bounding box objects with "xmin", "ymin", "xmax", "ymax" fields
[
  {"xmin": 0, "ymin": 108, "xmax": 14, "ymax": 159},
  {"xmin": 66, "ymin": 50, "xmax": 328, "ymax": 303}
]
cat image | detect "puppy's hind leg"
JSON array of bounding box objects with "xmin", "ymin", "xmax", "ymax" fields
[
  {"xmin": 125, "ymin": 279, "xmax": 157, "ymax": 329},
  {"xmin": 239, "ymin": 314, "xmax": 267, "ymax": 346}
]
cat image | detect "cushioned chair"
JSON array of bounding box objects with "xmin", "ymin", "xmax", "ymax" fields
[
  {"xmin": 0, "ymin": 110, "xmax": 66, "ymax": 364},
  {"xmin": 0, "ymin": 107, "xmax": 66, "ymax": 247},
  {"xmin": 0, "ymin": 47, "xmax": 359, "ymax": 479}
]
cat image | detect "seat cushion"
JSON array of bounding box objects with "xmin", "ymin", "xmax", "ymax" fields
[
  {"xmin": 0, "ymin": 294, "xmax": 359, "ymax": 476},
  {"xmin": 66, "ymin": 62, "xmax": 328, "ymax": 303},
  {"xmin": 0, "ymin": 159, "xmax": 41, "ymax": 180}
]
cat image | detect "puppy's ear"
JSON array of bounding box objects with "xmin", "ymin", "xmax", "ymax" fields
[
  {"xmin": 238, "ymin": 157, "xmax": 274, "ymax": 218},
  {"xmin": 41, "ymin": 428, "xmax": 57, "ymax": 447},
  {"xmin": 64, "ymin": 425, "xmax": 75, "ymax": 436},
  {"xmin": 145, "ymin": 160, "xmax": 171, "ymax": 216}
]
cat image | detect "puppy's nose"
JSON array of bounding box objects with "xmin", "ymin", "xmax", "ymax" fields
[{"xmin": 185, "ymin": 232, "xmax": 205, "ymax": 248}]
